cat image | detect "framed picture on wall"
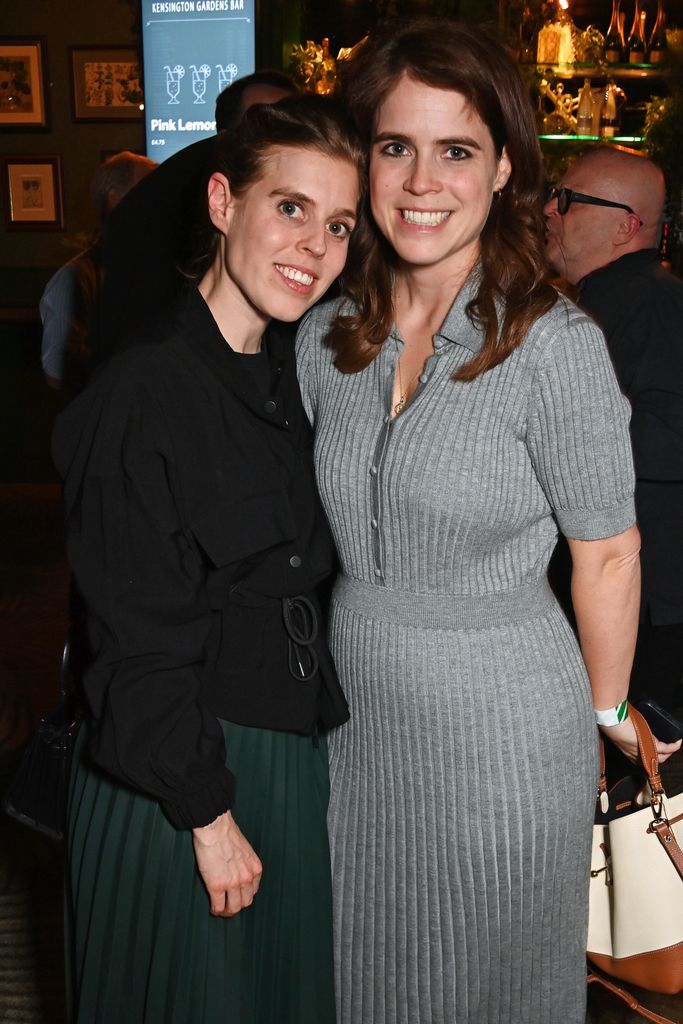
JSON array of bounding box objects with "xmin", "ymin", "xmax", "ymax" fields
[
  {"xmin": 0, "ymin": 39, "xmax": 48, "ymax": 129},
  {"xmin": 70, "ymin": 47, "xmax": 143, "ymax": 121},
  {"xmin": 0, "ymin": 155, "xmax": 64, "ymax": 230}
]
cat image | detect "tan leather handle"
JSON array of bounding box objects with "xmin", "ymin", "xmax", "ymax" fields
[
  {"xmin": 597, "ymin": 735, "xmax": 607, "ymax": 806},
  {"xmin": 628, "ymin": 704, "xmax": 665, "ymax": 797},
  {"xmin": 587, "ymin": 970, "xmax": 680, "ymax": 1024},
  {"xmin": 649, "ymin": 819, "xmax": 683, "ymax": 882}
]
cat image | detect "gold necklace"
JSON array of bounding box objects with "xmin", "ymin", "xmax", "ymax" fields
[{"xmin": 394, "ymin": 357, "xmax": 422, "ymax": 416}]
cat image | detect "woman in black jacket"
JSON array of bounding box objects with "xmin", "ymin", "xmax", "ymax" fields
[{"xmin": 53, "ymin": 96, "xmax": 363, "ymax": 1024}]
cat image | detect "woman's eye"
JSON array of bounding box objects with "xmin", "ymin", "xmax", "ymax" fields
[
  {"xmin": 327, "ymin": 221, "xmax": 351, "ymax": 239},
  {"xmin": 278, "ymin": 200, "xmax": 302, "ymax": 218},
  {"xmin": 381, "ymin": 142, "xmax": 408, "ymax": 158}
]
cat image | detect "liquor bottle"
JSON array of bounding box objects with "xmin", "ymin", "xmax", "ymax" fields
[
  {"xmin": 576, "ymin": 78, "xmax": 594, "ymax": 134},
  {"xmin": 626, "ymin": 0, "xmax": 646, "ymax": 63},
  {"xmin": 659, "ymin": 216, "xmax": 671, "ymax": 264},
  {"xmin": 649, "ymin": 0, "xmax": 668, "ymax": 63},
  {"xmin": 599, "ymin": 79, "xmax": 625, "ymax": 137},
  {"xmin": 604, "ymin": 0, "xmax": 624, "ymax": 62}
]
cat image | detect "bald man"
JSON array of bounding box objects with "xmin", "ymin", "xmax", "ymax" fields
[{"xmin": 545, "ymin": 148, "xmax": 683, "ymax": 713}]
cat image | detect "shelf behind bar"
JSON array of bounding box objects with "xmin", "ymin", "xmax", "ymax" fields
[
  {"xmin": 538, "ymin": 134, "xmax": 644, "ymax": 141},
  {"xmin": 531, "ymin": 63, "xmax": 663, "ymax": 79}
]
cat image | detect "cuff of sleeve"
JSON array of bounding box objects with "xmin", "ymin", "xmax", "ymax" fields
[
  {"xmin": 161, "ymin": 767, "xmax": 236, "ymax": 830},
  {"xmin": 555, "ymin": 498, "xmax": 636, "ymax": 540}
]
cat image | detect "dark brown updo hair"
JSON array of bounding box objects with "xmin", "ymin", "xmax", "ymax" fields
[
  {"xmin": 329, "ymin": 17, "xmax": 557, "ymax": 382},
  {"xmin": 192, "ymin": 94, "xmax": 366, "ymax": 277}
]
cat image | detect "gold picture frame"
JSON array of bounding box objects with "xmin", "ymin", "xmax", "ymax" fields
[{"xmin": 0, "ymin": 39, "xmax": 48, "ymax": 129}]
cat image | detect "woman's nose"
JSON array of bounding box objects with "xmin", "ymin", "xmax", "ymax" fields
[
  {"xmin": 404, "ymin": 155, "xmax": 440, "ymax": 195},
  {"xmin": 300, "ymin": 226, "xmax": 327, "ymax": 258}
]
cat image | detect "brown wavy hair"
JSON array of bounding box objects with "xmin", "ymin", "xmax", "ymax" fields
[{"xmin": 329, "ymin": 17, "xmax": 557, "ymax": 382}]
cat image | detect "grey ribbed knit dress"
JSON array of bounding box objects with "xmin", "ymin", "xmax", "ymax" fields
[{"xmin": 296, "ymin": 281, "xmax": 636, "ymax": 1024}]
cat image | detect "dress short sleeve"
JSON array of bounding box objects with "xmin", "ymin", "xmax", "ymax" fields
[{"xmin": 526, "ymin": 312, "xmax": 636, "ymax": 540}]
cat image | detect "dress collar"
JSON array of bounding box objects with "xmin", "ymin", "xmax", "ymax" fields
[
  {"xmin": 433, "ymin": 269, "xmax": 485, "ymax": 354},
  {"xmin": 389, "ymin": 268, "xmax": 485, "ymax": 355}
]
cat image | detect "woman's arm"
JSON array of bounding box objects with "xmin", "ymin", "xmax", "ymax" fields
[{"xmin": 568, "ymin": 525, "xmax": 681, "ymax": 763}]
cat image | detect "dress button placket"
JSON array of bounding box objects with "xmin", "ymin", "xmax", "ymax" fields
[{"xmin": 369, "ymin": 344, "xmax": 401, "ymax": 584}]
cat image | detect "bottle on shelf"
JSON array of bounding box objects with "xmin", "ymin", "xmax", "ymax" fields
[
  {"xmin": 604, "ymin": 0, "xmax": 624, "ymax": 63},
  {"xmin": 626, "ymin": 0, "xmax": 647, "ymax": 63},
  {"xmin": 599, "ymin": 78, "xmax": 626, "ymax": 137},
  {"xmin": 576, "ymin": 78, "xmax": 594, "ymax": 135},
  {"xmin": 649, "ymin": 0, "xmax": 668, "ymax": 63},
  {"xmin": 659, "ymin": 216, "xmax": 671, "ymax": 265}
]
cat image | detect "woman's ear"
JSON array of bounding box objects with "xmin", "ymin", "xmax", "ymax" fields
[
  {"xmin": 494, "ymin": 147, "xmax": 512, "ymax": 193},
  {"xmin": 206, "ymin": 173, "xmax": 233, "ymax": 234}
]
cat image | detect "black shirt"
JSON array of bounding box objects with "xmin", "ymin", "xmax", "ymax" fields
[
  {"xmin": 579, "ymin": 250, "xmax": 683, "ymax": 624},
  {"xmin": 53, "ymin": 289, "xmax": 348, "ymax": 829}
]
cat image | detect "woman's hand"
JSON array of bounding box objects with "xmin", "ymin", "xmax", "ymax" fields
[
  {"xmin": 192, "ymin": 811, "xmax": 263, "ymax": 916},
  {"xmin": 600, "ymin": 718, "xmax": 682, "ymax": 765}
]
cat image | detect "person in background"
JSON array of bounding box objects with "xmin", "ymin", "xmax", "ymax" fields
[
  {"xmin": 296, "ymin": 19, "xmax": 681, "ymax": 1024},
  {"xmin": 40, "ymin": 151, "xmax": 156, "ymax": 393},
  {"xmin": 53, "ymin": 95, "xmax": 362, "ymax": 1024},
  {"xmin": 90, "ymin": 69, "xmax": 296, "ymax": 366},
  {"xmin": 545, "ymin": 147, "xmax": 683, "ymax": 715}
]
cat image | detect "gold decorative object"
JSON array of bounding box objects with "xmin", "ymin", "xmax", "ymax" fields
[
  {"xmin": 289, "ymin": 38, "xmax": 337, "ymax": 95},
  {"xmin": 538, "ymin": 77, "xmax": 578, "ymax": 132}
]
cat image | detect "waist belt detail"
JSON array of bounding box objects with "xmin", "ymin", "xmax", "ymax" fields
[{"xmin": 333, "ymin": 575, "xmax": 556, "ymax": 630}]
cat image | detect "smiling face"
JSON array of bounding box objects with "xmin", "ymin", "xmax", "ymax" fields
[
  {"xmin": 369, "ymin": 75, "xmax": 511, "ymax": 282},
  {"xmin": 209, "ymin": 145, "xmax": 359, "ymax": 325}
]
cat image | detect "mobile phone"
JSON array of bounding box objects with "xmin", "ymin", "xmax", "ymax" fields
[{"xmin": 635, "ymin": 699, "xmax": 683, "ymax": 744}]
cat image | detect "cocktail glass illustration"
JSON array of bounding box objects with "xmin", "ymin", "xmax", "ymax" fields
[
  {"xmin": 165, "ymin": 65, "xmax": 185, "ymax": 104},
  {"xmin": 190, "ymin": 65, "xmax": 211, "ymax": 104},
  {"xmin": 216, "ymin": 64, "xmax": 239, "ymax": 93}
]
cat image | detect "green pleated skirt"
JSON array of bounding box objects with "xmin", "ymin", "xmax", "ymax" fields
[{"xmin": 66, "ymin": 720, "xmax": 336, "ymax": 1024}]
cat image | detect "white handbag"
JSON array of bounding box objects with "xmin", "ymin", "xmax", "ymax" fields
[{"xmin": 588, "ymin": 705, "xmax": 683, "ymax": 1013}]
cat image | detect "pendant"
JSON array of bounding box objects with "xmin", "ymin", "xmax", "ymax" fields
[{"xmin": 394, "ymin": 395, "xmax": 406, "ymax": 416}]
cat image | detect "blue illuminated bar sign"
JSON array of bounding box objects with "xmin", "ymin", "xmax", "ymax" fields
[{"xmin": 141, "ymin": 0, "xmax": 255, "ymax": 161}]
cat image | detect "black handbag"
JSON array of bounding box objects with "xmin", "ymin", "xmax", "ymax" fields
[{"xmin": 2, "ymin": 639, "xmax": 80, "ymax": 840}]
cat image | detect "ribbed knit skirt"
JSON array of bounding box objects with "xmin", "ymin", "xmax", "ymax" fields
[
  {"xmin": 66, "ymin": 720, "xmax": 336, "ymax": 1024},
  {"xmin": 327, "ymin": 576, "xmax": 599, "ymax": 1024}
]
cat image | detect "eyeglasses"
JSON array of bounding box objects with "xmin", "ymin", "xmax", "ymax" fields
[{"xmin": 549, "ymin": 186, "xmax": 642, "ymax": 224}]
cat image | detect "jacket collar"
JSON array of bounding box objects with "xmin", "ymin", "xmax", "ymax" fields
[
  {"xmin": 173, "ymin": 287, "xmax": 294, "ymax": 427},
  {"xmin": 578, "ymin": 248, "xmax": 659, "ymax": 292}
]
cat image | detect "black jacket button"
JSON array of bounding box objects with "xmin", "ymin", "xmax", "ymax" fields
[
  {"xmin": 264, "ymin": 400, "xmax": 277, "ymax": 414},
  {"xmin": 289, "ymin": 555, "xmax": 302, "ymax": 568}
]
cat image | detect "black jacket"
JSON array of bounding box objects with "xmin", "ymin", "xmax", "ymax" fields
[
  {"xmin": 53, "ymin": 288, "xmax": 348, "ymax": 829},
  {"xmin": 580, "ymin": 250, "xmax": 683, "ymax": 624}
]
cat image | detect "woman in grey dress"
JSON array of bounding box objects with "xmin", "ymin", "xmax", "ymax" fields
[{"xmin": 296, "ymin": 19, "xmax": 681, "ymax": 1024}]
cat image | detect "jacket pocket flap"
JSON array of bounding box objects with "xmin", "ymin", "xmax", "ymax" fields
[{"xmin": 190, "ymin": 491, "xmax": 297, "ymax": 568}]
